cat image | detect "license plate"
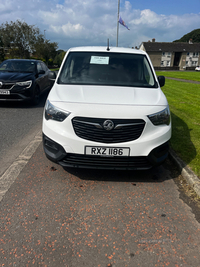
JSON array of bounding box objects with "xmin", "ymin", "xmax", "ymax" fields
[
  {"xmin": 0, "ymin": 90, "xmax": 10, "ymax": 95},
  {"xmin": 85, "ymin": 146, "xmax": 130, "ymax": 157}
]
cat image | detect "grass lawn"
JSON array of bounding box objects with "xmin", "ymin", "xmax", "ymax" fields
[
  {"xmin": 156, "ymin": 71, "xmax": 200, "ymax": 82},
  {"xmin": 50, "ymin": 68, "xmax": 59, "ymax": 71},
  {"xmin": 161, "ymin": 78, "xmax": 200, "ymax": 177}
]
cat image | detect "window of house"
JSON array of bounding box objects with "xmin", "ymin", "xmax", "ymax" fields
[
  {"xmin": 166, "ymin": 61, "xmax": 170, "ymax": 66},
  {"xmin": 162, "ymin": 52, "xmax": 165, "ymax": 56},
  {"xmin": 161, "ymin": 61, "xmax": 164, "ymax": 66},
  {"xmin": 193, "ymin": 52, "xmax": 199, "ymax": 57}
]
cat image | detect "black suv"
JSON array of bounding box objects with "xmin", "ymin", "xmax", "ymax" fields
[{"xmin": 0, "ymin": 59, "xmax": 52, "ymax": 104}]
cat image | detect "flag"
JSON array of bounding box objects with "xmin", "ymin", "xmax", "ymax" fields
[{"xmin": 118, "ymin": 16, "xmax": 130, "ymax": 30}]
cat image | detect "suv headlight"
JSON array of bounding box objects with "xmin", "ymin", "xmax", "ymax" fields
[
  {"xmin": 45, "ymin": 100, "xmax": 71, "ymax": 122},
  {"xmin": 148, "ymin": 107, "xmax": 170, "ymax": 126},
  {"xmin": 16, "ymin": 80, "xmax": 32, "ymax": 88}
]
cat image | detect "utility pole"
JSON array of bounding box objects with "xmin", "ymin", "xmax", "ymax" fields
[{"xmin": 116, "ymin": 0, "xmax": 120, "ymax": 47}]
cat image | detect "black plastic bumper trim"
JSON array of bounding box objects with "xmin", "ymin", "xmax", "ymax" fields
[{"xmin": 43, "ymin": 133, "xmax": 169, "ymax": 170}]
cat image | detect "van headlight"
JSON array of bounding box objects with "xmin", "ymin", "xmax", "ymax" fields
[
  {"xmin": 148, "ymin": 107, "xmax": 170, "ymax": 126},
  {"xmin": 45, "ymin": 100, "xmax": 70, "ymax": 122}
]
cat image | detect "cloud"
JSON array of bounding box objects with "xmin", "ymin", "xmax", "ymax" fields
[
  {"xmin": 131, "ymin": 9, "xmax": 164, "ymax": 27},
  {"xmin": 50, "ymin": 22, "xmax": 84, "ymax": 37},
  {"xmin": 0, "ymin": 0, "xmax": 200, "ymax": 50},
  {"xmin": 128, "ymin": 9, "xmax": 200, "ymax": 46},
  {"xmin": 0, "ymin": 1, "xmax": 14, "ymax": 14},
  {"xmin": 130, "ymin": 9, "xmax": 200, "ymax": 30}
]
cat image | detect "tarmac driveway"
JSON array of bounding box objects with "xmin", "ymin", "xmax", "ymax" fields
[{"xmin": 1, "ymin": 143, "xmax": 200, "ymax": 267}]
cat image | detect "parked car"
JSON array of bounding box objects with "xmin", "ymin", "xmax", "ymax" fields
[
  {"xmin": 0, "ymin": 59, "xmax": 52, "ymax": 104},
  {"xmin": 42, "ymin": 46, "xmax": 171, "ymax": 170},
  {"xmin": 195, "ymin": 66, "xmax": 200, "ymax": 71}
]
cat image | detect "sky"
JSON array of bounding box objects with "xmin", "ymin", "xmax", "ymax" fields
[{"xmin": 0, "ymin": 0, "xmax": 200, "ymax": 50}]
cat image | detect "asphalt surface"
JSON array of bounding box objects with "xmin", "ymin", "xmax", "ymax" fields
[
  {"xmin": 1, "ymin": 77, "xmax": 200, "ymax": 266},
  {"xmin": 1, "ymin": 141, "xmax": 200, "ymax": 267},
  {"xmin": 0, "ymin": 92, "xmax": 48, "ymax": 177}
]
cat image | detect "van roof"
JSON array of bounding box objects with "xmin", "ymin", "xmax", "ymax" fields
[{"xmin": 68, "ymin": 46, "xmax": 146, "ymax": 55}]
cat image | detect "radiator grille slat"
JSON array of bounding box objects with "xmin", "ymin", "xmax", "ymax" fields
[
  {"xmin": 60, "ymin": 154, "xmax": 151, "ymax": 170},
  {"xmin": 72, "ymin": 117, "xmax": 145, "ymax": 144},
  {"xmin": 0, "ymin": 83, "xmax": 15, "ymax": 90}
]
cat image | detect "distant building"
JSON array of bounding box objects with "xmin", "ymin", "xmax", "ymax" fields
[{"xmin": 139, "ymin": 39, "xmax": 200, "ymax": 70}]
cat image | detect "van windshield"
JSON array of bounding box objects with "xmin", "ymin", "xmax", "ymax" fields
[{"xmin": 58, "ymin": 52, "xmax": 157, "ymax": 88}]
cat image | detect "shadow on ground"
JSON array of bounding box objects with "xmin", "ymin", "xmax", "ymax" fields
[
  {"xmin": 170, "ymin": 112, "xmax": 196, "ymax": 167},
  {"xmin": 0, "ymin": 90, "xmax": 49, "ymax": 109},
  {"xmin": 62, "ymin": 158, "xmax": 175, "ymax": 184}
]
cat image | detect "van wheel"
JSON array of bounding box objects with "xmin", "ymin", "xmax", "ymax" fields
[{"xmin": 31, "ymin": 86, "xmax": 40, "ymax": 105}]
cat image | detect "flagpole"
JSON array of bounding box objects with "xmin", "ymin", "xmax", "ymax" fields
[{"xmin": 116, "ymin": 0, "xmax": 120, "ymax": 47}]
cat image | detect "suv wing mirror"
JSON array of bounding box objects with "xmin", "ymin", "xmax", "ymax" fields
[{"xmin": 48, "ymin": 71, "xmax": 57, "ymax": 80}]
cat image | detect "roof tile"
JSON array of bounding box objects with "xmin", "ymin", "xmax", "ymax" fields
[{"xmin": 141, "ymin": 42, "xmax": 200, "ymax": 52}]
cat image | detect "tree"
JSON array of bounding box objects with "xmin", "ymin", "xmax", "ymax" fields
[
  {"xmin": 0, "ymin": 36, "xmax": 5, "ymax": 62},
  {"xmin": 34, "ymin": 37, "xmax": 58, "ymax": 65},
  {"xmin": 174, "ymin": 29, "xmax": 200, "ymax": 43},
  {"xmin": 53, "ymin": 50, "xmax": 66, "ymax": 66},
  {"xmin": 0, "ymin": 20, "xmax": 59, "ymax": 62},
  {"xmin": 0, "ymin": 20, "xmax": 41, "ymax": 58}
]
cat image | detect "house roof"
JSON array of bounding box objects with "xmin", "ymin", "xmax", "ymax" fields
[{"xmin": 141, "ymin": 42, "xmax": 200, "ymax": 52}]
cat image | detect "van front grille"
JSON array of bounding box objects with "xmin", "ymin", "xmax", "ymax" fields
[{"xmin": 72, "ymin": 117, "xmax": 145, "ymax": 144}]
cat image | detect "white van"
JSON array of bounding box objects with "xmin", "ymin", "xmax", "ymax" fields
[{"xmin": 42, "ymin": 46, "xmax": 171, "ymax": 170}]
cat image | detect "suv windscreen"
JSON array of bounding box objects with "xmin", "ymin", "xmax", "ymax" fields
[
  {"xmin": 0, "ymin": 61, "xmax": 36, "ymax": 73},
  {"xmin": 58, "ymin": 52, "xmax": 157, "ymax": 88}
]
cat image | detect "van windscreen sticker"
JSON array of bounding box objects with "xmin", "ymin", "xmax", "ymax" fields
[{"xmin": 90, "ymin": 56, "xmax": 109, "ymax": 65}]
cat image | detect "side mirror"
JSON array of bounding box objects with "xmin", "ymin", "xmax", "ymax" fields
[
  {"xmin": 48, "ymin": 71, "xmax": 57, "ymax": 80},
  {"xmin": 157, "ymin": 76, "xmax": 165, "ymax": 87}
]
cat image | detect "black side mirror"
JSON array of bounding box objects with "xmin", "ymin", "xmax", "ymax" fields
[
  {"xmin": 157, "ymin": 76, "xmax": 165, "ymax": 87},
  {"xmin": 48, "ymin": 71, "xmax": 57, "ymax": 80}
]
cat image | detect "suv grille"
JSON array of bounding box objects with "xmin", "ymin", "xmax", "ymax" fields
[
  {"xmin": 0, "ymin": 83, "xmax": 15, "ymax": 90},
  {"xmin": 72, "ymin": 117, "xmax": 145, "ymax": 144}
]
